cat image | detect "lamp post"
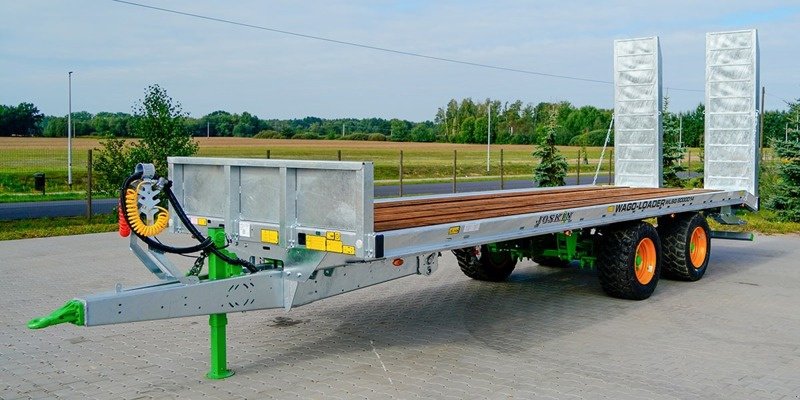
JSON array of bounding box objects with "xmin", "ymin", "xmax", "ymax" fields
[
  {"xmin": 486, "ymin": 102, "xmax": 491, "ymax": 172},
  {"xmin": 67, "ymin": 71, "xmax": 73, "ymax": 190}
]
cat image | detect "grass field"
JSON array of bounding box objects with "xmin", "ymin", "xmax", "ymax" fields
[{"xmin": 0, "ymin": 137, "xmax": 707, "ymax": 200}]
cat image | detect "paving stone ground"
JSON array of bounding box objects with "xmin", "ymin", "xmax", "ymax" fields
[{"xmin": 1, "ymin": 232, "xmax": 799, "ymax": 399}]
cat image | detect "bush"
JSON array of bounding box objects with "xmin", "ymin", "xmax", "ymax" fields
[
  {"xmin": 253, "ymin": 130, "xmax": 285, "ymax": 139},
  {"xmin": 340, "ymin": 133, "xmax": 369, "ymax": 141},
  {"xmin": 292, "ymin": 133, "xmax": 319, "ymax": 140},
  {"xmin": 367, "ymin": 133, "xmax": 387, "ymax": 141},
  {"xmin": 569, "ymin": 129, "xmax": 612, "ymax": 146}
]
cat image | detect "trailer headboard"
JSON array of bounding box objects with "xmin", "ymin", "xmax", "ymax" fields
[
  {"xmin": 168, "ymin": 157, "xmax": 375, "ymax": 259},
  {"xmin": 704, "ymin": 29, "xmax": 760, "ymax": 209}
]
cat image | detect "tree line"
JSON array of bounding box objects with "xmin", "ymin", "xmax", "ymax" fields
[{"xmin": 1, "ymin": 99, "xmax": 796, "ymax": 147}]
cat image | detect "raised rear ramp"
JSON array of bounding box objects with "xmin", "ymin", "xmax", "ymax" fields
[
  {"xmin": 704, "ymin": 29, "xmax": 760, "ymax": 208},
  {"xmin": 613, "ymin": 36, "xmax": 663, "ymax": 188}
]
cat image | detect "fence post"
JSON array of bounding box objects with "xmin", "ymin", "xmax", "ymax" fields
[
  {"xmin": 608, "ymin": 149, "xmax": 613, "ymax": 184},
  {"xmin": 452, "ymin": 150, "xmax": 457, "ymax": 193},
  {"xmin": 266, "ymin": 149, "xmax": 271, "ymax": 159},
  {"xmin": 576, "ymin": 149, "xmax": 581, "ymax": 185},
  {"xmin": 337, "ymin": 150, "xmax": 342, "ymax": 161},
  {"xmin": 86, "ymin": 149, "xmax": 93, "ymax": 220},
  {"xmin": 399, "ymin": 150, "xmax": 404, "ymax": 197},
  {"xmin": 500, "ymin": 149, "xmax": 504, "ymax": 190}
]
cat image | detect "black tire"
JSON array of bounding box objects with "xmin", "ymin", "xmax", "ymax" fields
[
  {"xmin": 658, "ymin": 213, "xmax": 710, "ymax": 281},
  {"xmin": 452, "ymin": 245, "xmax": 517, "ymax": 281},
  {"xmin": 597, "ymin": 221, "xmax": 662, "ymax": 300}
]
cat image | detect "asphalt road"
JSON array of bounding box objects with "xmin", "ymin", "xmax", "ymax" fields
[
  {"xmin": 0, "ymin": 175, "xmax": 612, "ymax": 220},
  {"xmin": 2, "ymin": 232, "xmax": 798, "ymax": 399}
]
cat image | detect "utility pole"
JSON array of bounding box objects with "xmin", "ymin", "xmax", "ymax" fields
[
  {"xmin": 760, "ymin": 86, "xmax": 765, "ymax": 160},
  {"xmin": 207, "ymin": 121, "xmax": 210, "ymax": 138},
  {"xmin": 487, "ymin": 102, "xmax": 491, "ymax": 172},
  {"xmin": 678, "ymin": 115, "xmax": 683, "ymax": 165},
  {"xmin": 67, "ymin": 71, "xmax": 73, "ymax": 190},
  {"xmin": 342, "ymin": 122, "xmax": 345, "ymax": 138}
]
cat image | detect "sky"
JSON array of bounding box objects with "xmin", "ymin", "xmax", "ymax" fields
[{"xmin": 1, "ymin": 0, "xmax": 798, "ymax": 121}]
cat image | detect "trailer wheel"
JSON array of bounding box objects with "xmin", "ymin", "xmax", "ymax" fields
[
  {"xmin": 597, "ymin": 221, "xmax": 662, "ymax": 300},
  {"xmin": 658, "ymin": 213, "xmax": 710, "ymax": 281},
  {"xmin": 453, "ymin": 245, "xmax": 516, "ymax": 282}
]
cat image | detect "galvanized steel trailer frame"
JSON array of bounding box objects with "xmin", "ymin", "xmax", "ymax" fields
[
  {"xmin": 29, "ymin": 29, "xmax": 761, "ymax": 379},
  {"xmin": 73, "ymin": 155, "xmax": 755, "ymax": 329}
]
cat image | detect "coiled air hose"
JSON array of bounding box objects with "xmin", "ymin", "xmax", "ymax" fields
[
  {"xmin": 124, "ymin": 182, "xmax": 170, "ymax": 237},
  {"xmin": 119, "ymin": 170, "xmax": 258, "ymax": 273}
]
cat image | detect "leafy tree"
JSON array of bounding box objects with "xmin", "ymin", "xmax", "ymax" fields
[
  {"xmin": 768, "ymin": 100, "xmax": 800, "ymax": 221},
  {"xmin": 390, "ymin": 119, "xmax": 410, "ymax": 141},
  {"xmin": 43, "ymin": 116, "xmax": 67, "ymax": 137},
  {"xmin": 662, "ymin": 96, "xmax": 686, "ymax": 187},
  {"xmin": 0, "ymin": 102, "xmax": 44, "ymax": 136},
  {"xmin": 532, "ymin": 107, "xmax": 568, "ymax": 187},
  {"xmin": 94, "ymin": 85, "xmax": 198, "ymax": 195}
]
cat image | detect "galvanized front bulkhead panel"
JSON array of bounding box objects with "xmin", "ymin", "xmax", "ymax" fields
[
  {"xmin": 168, "ymin": 157, "xmax": 375, "ymax": 261},
  {"xmin": 614, "ymin": 36, "xmax": 663, "ymax": 188},
  {"xmin": 705, "ymin": 29, "xmax": 760, "ymax": 207}
]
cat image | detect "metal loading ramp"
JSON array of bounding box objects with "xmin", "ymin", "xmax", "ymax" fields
[{"xmin": 375, "ymin": 186, "xmax": 715, "ymax": 232}]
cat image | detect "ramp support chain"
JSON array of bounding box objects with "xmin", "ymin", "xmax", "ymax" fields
[{"xmin": 206, "ymin": 227, "xmax": 237, "ymax": 379}]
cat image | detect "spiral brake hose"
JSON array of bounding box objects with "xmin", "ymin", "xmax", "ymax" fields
[
  {"xmin": 119, "ymin": 172, "xmax": 212, "ymax": 255},
  {"xmin": 119, "ymin": 170, "xmax": 258, "ymax": 273},
  {"xmin": 124, "ymin": 182, "xmax": 169, "ymax": 237}
]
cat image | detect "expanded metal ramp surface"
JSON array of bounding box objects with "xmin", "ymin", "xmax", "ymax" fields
[{"xmin": 374, "ymin": 186, "xmax": 714, "ymax": 232}]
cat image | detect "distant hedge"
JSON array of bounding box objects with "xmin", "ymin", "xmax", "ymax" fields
[{"xmin": 569, "ymin": 129, "xmax": 613, "ymax": 146}]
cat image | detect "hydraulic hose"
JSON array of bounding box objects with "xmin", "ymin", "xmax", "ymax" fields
[{"xmin": 163, "ymin": 183, "xmax": 258, "ymax": 273}]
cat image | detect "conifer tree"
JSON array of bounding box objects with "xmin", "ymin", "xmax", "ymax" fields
[
  {"xmin": 532, "ymin": 106, "xmax": 568, "ymax": 187},
  {"xmin": 662, "ymin": 96, "xmax": 686, "ymax": 187},
  {"xmin": 768, "ymin": 102, "xmax": 800, "ymax": 221}
]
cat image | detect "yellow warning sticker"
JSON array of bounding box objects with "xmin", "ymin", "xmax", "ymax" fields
[
  {"xmin": 342, "ymin": 245, "xmax": 356, "ymax": 255},
  {"xmin": 326, "ymin": 240, "xmax": 343, "ymax": 253},
  {"xmin": 197, "ymin": 217, "xmax": 208, "ymax": 226},
  {"xmin": 260, "ymin": 229, "xmax": 279, "ymax": 244},
  {"xmin": 306, "ymin": 235, "xmax": 327, "ymax": 251},
  {"xmin": 325, "ymin": 231, "xmax": 342, "ymax": 241},
  {"xmin": 607, "ymin": 206, "xmax": 615, "ymax": 213},
  {"xmin": 448, "ymin": 226, "xmax": 461, "ymax": 235}
]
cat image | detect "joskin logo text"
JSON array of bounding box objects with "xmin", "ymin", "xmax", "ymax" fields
[{"xmin": 534, "ymin": 211, "xmax": 573, "ymax": 227}]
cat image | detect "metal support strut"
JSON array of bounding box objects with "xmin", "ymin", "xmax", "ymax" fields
[{"xmin": 206, "ymin": 227, "xmax": 237, "ymax": 380}]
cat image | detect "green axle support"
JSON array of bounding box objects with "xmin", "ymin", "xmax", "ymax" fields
[{"xmin": 505, "ymin": 231, "xmax": 597, "ymax": 268}]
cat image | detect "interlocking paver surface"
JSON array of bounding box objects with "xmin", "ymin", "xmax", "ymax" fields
[{"xmin": 2, "ymin": 232, "xmax": 799, "ymax": 399}]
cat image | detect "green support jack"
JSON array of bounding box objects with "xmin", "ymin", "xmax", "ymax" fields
[{"xmin": 205, "ymin": 227, "xmax": 240, "ymax": 380}]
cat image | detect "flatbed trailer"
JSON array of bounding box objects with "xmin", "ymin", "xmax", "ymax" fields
[{"xmin": 27, "ymin": 30, "xmax": 763, "ymax": 380}]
